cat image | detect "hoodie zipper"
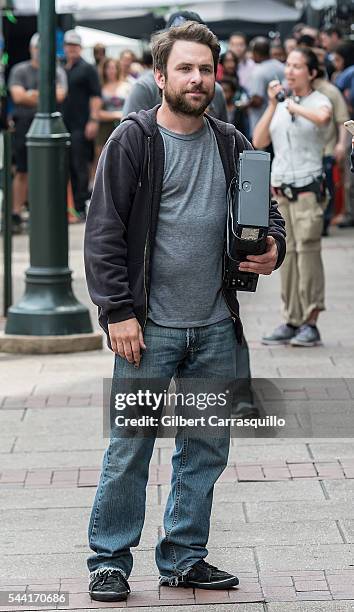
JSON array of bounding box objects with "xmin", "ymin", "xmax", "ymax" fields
[{"xmin": 143, "ymin": 136, "xmax": 152, "ymax": 331}]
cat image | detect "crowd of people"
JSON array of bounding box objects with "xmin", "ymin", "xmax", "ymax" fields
[
  {"xmin": 5, "ymin": 15, "xmax": 354, "ymax": 348},
  {"xmin": 7, "ymin": 20, "xmax": 353, "ymax": 233}
]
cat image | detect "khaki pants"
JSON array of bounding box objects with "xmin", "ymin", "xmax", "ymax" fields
[{"xmin": 277, "ymin": 192, "xmax": 326, "ymax": 327}]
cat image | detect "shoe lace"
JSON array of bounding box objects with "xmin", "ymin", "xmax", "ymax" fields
[
  {"xmin": 92, "ymin": 568, "xmax": 130, "ymax": 591},
  {"xmin": 195, "ymin": 559, "xmax": 218, "ymax": 572}
]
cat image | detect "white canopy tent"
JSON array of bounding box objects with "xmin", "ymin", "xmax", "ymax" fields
[
  {"xmin": 12, "ymin": 0, "xmax": 215, "ymax": 14},
  {"xmin": 11, "ymin": 0, "xmax": 303, "ymax": 40},
  {"xmin": 75, "ymin": 26, "xmax": 142, "ymax": 61},
  {"xmin": 190, "ymin": 0, "xmax": 301, "ymax": 23}
]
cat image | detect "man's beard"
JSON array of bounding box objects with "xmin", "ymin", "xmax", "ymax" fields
[{"xmin": 163, "ymin": 80, "xmax": 214, "ymax": 117}]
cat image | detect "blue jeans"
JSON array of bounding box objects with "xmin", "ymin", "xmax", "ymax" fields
[{"xmin": 87, "ymin": 318, "xmax": 237, "ymax": 582}]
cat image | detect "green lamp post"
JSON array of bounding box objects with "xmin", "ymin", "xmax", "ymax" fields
[{"xmin": 5, "ymin": 0, "xmax": 92, "ymax": 336}]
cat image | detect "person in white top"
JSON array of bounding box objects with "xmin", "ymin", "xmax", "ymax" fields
[{"xmin": 253, "ymin": 48, "xmax": 332, "ymax": 347}]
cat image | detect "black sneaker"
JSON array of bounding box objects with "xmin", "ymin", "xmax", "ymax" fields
[
  {"xmin": 11, "ymin": 213, "xmax": 23, "ymax": 234},
  {"xmin": 162, "ymin": 559, "xmax": 239, "ymax": 590},
  {"xmin": 89, "ymin": 567, "xmax": 130, "ymax": 602}
]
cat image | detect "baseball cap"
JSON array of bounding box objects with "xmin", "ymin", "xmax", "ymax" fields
[
  {"xmin": 165, "ymin": 11, "xmax": 205, "ymax": 29},
  {"xmin": 29, "ymin": 32, "xmax": 40, "ymax": 48},
  {"xmin": 64, "ymin": 30, "xmax": 82, "ymax": 46}
]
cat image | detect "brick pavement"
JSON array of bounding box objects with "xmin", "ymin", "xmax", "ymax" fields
[
  {"xmin": 0, "ymin": 226, "xmax": 354, "ymax": 611},
  {"xmin": 1, "ymin": 458, "xmax": 354, "ymax": 488}
]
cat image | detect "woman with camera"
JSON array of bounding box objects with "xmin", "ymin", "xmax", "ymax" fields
[{"xmin": 253, "ymin": 48, "xmax": 332, "ymax": 347}]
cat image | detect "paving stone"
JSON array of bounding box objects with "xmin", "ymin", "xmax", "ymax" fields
[
  {"xmin": 336, "ymin": 520, "xmax": 354, "ymax": 544},
  {"xmin": 14, "ymin": 433, "xmax": 107, "ymax": 452},
  {"xmin": 0, "ymin": 469, "xmax": 27, "ymax": 484},
  {"xmin": 0, "ymin": 437, "xmax": 16, "ymax": 453},
  {"xmin": 245, "ymin": 500, "xmax": 354, "ymax": 522},
  {"xmin": 207, "ymin": 480, "xmax": 325, "ymax": 503},
  {"xmin": 210, "ymin": 502, "xmax": 245, "ymax": 523},
  {"xmin": 208, "ymin": 520, "xmax": 342, "ymax": 547},
  {"xmin": 324, "ymin": 479, "xmax": 354, "ymax": 500},
  {"xmin": 288, "ymin": 463, "xmax": 318, "ymax": 478},
  {"xmin": 0, "ymin": 521, "xmax": 160, "ymax": 554},
  {"xmin": 0, "ymin": 449, "xmax": 160, "ymax": 469},
  {"xmin": 21, "ymin": 407, "xmax": 102, "ymax": 435},
  {"xmin": 268, "ymin": 603, "xmax": 354, "ymax": 611},
  {"xmin": 0, "ymin": 484, "xmax": 158, "ymax": 509},
  {"xmin": 118, "ymin": 606, "xmax": 264, "ymax": 612},
  {"xmin": 0, "ymin": 410, "xmax": 26, "ymax": 429},
  {"xmin": 262, "ymin": 586, "xmax": 297, "ymax": 601},
  {"xmin": 309, "ymin": 442, "xmax": 354, "ymax": 460},
  {"xmin": 257, "ymin": 544, "xmax": 354, "ymax": 571},
  {"xmin": 294, "ymin": 580, "xmax": 328, "ymax": 591},
  {"xmin": 0, "ymin": 551, "xmax": 157, "ymax": 581}
]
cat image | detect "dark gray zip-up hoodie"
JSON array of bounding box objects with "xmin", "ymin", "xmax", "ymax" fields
[{"xmin": 84, "ymin": 105, "xmax": 286, "ymax": 345}]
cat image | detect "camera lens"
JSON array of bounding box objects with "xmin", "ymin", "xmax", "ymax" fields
[{"xmin": 275, "ymin": 90, "xmax": 286, "ymax": 103}]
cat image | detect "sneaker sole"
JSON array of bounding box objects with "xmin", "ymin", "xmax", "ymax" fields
[
  {"xmin": 261, "ymin": 338, "xmax": 293, "ymax": 346},
  {"xmin": 179, "ymin": 576, "xmax": 239, "ymax": 590},
  {"xmin": 90, "ymin": 591, "xmax": 128, "ymax": 602},
  {"xmin": 290, "ymin": 340, "xmax": 322, "ymax": 347}
]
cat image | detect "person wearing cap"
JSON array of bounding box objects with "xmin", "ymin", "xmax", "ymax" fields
[
  {"xmin": 122, "ymin": 11, "xmax": 227, "ymax": 121},
  {"xmin": 8, "ymin": 33, "xmax": 67, "ymax": 233},
  {"xmin": 62, "ymin": 29, "xmax": 102, "ymax": 220}
]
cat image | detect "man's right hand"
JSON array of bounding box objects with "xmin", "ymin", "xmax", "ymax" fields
[{"xmin": 108, "ymin": 318, "xmax": 146, "ymax": 366}]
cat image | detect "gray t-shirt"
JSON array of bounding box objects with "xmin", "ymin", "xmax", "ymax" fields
[
  {"xmin": 148, "ymin": 119, "xmax": 230, "ymax": 328},
  {"xmin": 8, "ymin": 60, "xmax": 67, "ymax": 120},
  {"xmin": 248, "ymin": 58, "xmax": 285, "ymax": 136},
  {"xmin": 122, "ymin": 70, "xmax": 227, "ymax": 122},
  {"xmin": 270, "ymin": 90, "xmax": 332, "ymax": 187}
]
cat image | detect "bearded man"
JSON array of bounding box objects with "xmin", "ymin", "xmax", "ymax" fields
[{"xmin": 84, "ymin": 21, "xmax": 286, "ymax": 602}]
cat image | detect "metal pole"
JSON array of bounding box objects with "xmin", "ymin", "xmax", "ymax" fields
[
  {"xmin": 2, "ymin": 130, "xmax": 12, "ymax": 316},
  {"xmin": 5, "ymin": 0, "xmax": 92, "ymax": 335}
]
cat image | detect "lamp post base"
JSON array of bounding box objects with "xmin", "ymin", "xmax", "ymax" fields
[
  {"xmin": 5, "ymin": 266, "xmax": 93, "ymax": 336},
  {"xmin": 0, "ymin": 331, "xmax": 103, "ymax": 354}
]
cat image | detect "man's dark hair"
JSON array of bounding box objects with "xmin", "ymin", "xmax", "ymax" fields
[
  {"xmin": 152, "ymin": 21, "xmax": 221, "ymax": 76},
  {"xmin": 166, "ymin": 10, "xmax": 204, "ymax": 29},
  {"xmin": 141, "ymin": 50, "xmax": 153, "ymax": 67},
  {"xmin": 333, "ymin": 41, "xmax": 354, "ymax": 70},
  {"xmin": 298, "ymin": 34, "xmax": 316, "ymax": 48},
  {"xmin": 321, "ymin": 25, "xmax": 342, "ymax": 38},
  {"xmin": 292, "ymin": 23, "xmax": 306, "ymax": 38},
  {"xmin": 229, "ymin": 31, "xmax": 247, "ymax": 43},
  {"xmin": 250, "ymin": 37, "xmax": 270, "ymax": 59},
  {"xmin": 220, "ymin": 75, "xmax": 238, "ymax": 93}
]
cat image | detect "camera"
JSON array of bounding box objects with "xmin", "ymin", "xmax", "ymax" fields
[
  {"xmin": 223, "ymin": 150, "xmax": 271, "ymax": 292},
  {"xmin": 275, "ymin": 89, "xmax": 286, "ymax": 103}
]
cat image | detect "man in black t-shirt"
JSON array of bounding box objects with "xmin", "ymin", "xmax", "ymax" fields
[
  {"xmin": 8, "ymin": 32, "xmax": 67, "ymax": 232},
  {"xmin": 62, "ymin": 30, "xmax": 101, "ymax": 219}
]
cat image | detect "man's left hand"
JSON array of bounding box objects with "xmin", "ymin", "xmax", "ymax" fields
[
  {"xmin": 334, "ymin": 142, "xmax": 346, "ymax": 163},
  {"xmin": 85, "ymin": 119, "xmax": 99, "ymax": 141},
  {"xmin": 238, "ymin": 236, "xmax": 278, "ymax": 276}
]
